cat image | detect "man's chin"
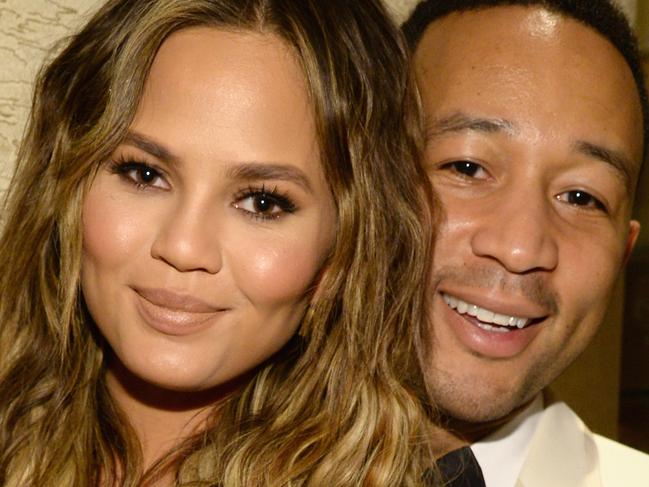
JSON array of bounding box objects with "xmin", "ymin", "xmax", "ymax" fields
[
  {"xmin": 427, "ymin": 361, "xmax": 547, "ymax": 426},
  {"xmin": 434, "ymin": 388, "xmax": 540, "ymax": 441},
  {"xmin": 440, "ymin": 401, "xmax": 515, "ymax": 424}
]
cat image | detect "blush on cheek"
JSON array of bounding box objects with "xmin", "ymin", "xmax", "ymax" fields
[
  {"xmin": 82, "ymin": 186, "xmax": 149, "ymax": 265},
  {"xmin": 235, "ymin": 244, "xmax": 323, "ymax": 304}
]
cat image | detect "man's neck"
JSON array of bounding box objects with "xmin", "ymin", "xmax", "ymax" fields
[{"xmin": 431, "ymin": 398, "xmax": 538, "ymax": 456}]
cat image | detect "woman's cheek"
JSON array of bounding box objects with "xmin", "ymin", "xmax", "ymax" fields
[
  {"xmin": 82, "ymin": 179, "xmax": 157, "ymax": 277},
  {"xmin": 231, "ymin": 233, "xmax": 326, "ymax": 304}
]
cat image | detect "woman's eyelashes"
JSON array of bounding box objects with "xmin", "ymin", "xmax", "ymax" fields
[
  {"xmin": 233, "ymin": 185, "xmax": 297, "ymax": 221},
  {"xmin": 109, "ymin": 159, "xmax": 169, "ymax": 190},
  {"xmin": 109, "ymin": 160, "xmax": 298, "ymax": 220}
]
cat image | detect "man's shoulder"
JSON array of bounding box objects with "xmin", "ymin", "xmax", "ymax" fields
[
  {"xmin": 518, "ymin": 399, "xmax": 649, "ymax": 486},
  {"xmin": 592, "ymin": 433, "xmax": 649, "ymax": 486},
  {"xmin": 593, "ymin": 433, "xmax": 649, "ymax": 464},
  {"xmin": 541, "ymin": 400, "xmax": 649, "ymax": 486}
]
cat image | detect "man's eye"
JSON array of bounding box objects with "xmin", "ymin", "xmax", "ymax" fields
[
  {"xmin": 556, "ymin": 190, "xmax": 607, "ymax": 212},
  {"xmin": 442, "ymin": 160, "xmax": 488, "ymax": 179}
]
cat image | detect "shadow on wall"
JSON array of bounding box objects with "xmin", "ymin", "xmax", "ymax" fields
[{"xmin": 619, "ymin": 56, "xmax": 649, "ymax": 454}]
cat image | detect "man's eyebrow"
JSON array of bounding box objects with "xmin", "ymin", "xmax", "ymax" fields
[
  {"xmin": 426, "ymin": 112, "xmax": 517, "ymax": 140},
  {"xmin": 574, "ymin": 140, "xmax": 634, "ymax": 189},
  {"xmin": 226, "ymin": 162, "xmax": 312, "ymax": 192},
  {"xmin": 123, "ymin": 131, "xmax": 181, "ymax": 164}
]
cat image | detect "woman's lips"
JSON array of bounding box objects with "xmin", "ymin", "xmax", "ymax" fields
[
  {"xmin": 132, "ymin": 287, "xmax": 227, "ymax": 336},
  {"xmin": 134, "ymin": 287, "xmax": 224, "ymax": 312}
]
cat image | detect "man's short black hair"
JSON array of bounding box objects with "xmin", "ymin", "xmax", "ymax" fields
[{"xmin": 403, "ymin": 0, "xmax": 649, "ymax": 180}]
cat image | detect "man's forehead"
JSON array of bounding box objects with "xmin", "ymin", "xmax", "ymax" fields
[
  {"xmin": 413, "ymin": 5, "xmax": 644, "ymax": 184},
  {"xmin": 416, "ymin": 6, "xmax": 616, "ymax": 70}
]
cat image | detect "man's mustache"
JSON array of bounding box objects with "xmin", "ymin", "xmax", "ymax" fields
[{"xmin": 432, "ymin": 264, "xmax": 559, "ymax": 315}]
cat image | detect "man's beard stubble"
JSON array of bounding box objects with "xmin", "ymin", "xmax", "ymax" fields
[{"xmin": 425, "ymin": 263, "xmax": 560, "ymax": 432}]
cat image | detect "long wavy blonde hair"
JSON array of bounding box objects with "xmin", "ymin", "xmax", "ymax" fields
[{"xmin": 0, "ymin": 0, "xmax": 436, "ymax": 485}]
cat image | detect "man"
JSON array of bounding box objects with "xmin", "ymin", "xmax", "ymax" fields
[{"xmin": 403, "ymin": 1, "xmax": 649, "ymax": 485}]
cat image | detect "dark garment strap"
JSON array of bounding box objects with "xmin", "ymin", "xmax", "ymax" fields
[{"xmin": 424, "ymin": 446, "xmax": 487, "ymax": 487}]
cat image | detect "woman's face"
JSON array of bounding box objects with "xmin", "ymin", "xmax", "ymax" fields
[{"xmin": 81, "ymin": 28, "xmax": 336, "ymax": 392}]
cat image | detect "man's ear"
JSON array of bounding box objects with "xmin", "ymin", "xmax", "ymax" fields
[
  {"xmin": 623, "ymin": 220, "xmax": 641, "ymax": 265},
  {"xmin": 308, "ymin": 263, "xmax": 331, "ymax": 305}
]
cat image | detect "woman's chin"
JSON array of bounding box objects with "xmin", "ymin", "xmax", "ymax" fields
[{"xmin": 105, "ymin": 355, "xmax": 248, "ymax": 410}]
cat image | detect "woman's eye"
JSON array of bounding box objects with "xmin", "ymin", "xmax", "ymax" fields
[
  {"xmin": 111, "ymin": 161, "xmax": 168, "ymax": 189},
  {"xmin": 233, "ymin": 189, "xmax": 296, "ymax": 220},
  {"xmin": 556, "ymin": 190, "xmax": 607, "ymax": 212},
  {"xmin": 442, "ymin": 160, "xmax": 488, "ymax": 179}
]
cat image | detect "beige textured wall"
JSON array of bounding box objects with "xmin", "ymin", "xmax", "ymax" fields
[
  {"xmin": 0, "ymin": 0, "xmax": 103, "ymax": 195},
  {"xmin": 384, "ymin": 0, "xmax": 419, "ymax": 23}
]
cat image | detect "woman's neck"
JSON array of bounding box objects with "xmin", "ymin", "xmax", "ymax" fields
[
  {"xmin": 106, "ymin": 372, "xmax": 205, "ymax": 469},
  {"xmin": 105, "ymin": 358, "xmax": 243, "ymax": 470}
]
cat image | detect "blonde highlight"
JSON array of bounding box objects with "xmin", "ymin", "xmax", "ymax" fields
[{"xmin": 0, "ymin": 0, "xmax": 438, "ymax": 485}]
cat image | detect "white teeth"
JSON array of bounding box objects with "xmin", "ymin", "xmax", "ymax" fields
[
  {"xmin": 476, "ymin": 308, "xmax": 495, "ymax": 323},
  {"xmin": 493, "ymin": 313, "xmax": 511, "ymax": 326},
  {"xmin": 442, "ymin": 293, "xmax": 531, "ymax": 329},
  {"xmin": 467, "ymin": 304, "xmax": 479, "ymax": 317},
  {"xmin": 476, "ymin": 322, "xmax": 511, "ymax": 333}
]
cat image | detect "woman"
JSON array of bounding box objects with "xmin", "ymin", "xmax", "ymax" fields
[{"xmin": 0, "ymin": 0, "xmax": 435, "ymax": 485}]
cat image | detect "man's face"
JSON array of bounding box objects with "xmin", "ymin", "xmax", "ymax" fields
[{"xmin": 415, "ymin": 6, "xmax": 642, "ymax": 423}]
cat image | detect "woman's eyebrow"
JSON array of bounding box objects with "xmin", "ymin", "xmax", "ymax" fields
[
  {"xmin": 122, "ymin": 132, "xmax": 313, "ymax": 192},
  {"xmin": 123, "ymin": 131, "xmax": 181, "ymax": 165},
  {"xmin": 226, "ymin": 162, "xmax": 313, "ymax": 192}
]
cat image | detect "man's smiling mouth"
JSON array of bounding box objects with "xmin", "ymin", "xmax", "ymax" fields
[{"xmin": 442, "ymin": 292, "xmax": 543, "ymax": 332}]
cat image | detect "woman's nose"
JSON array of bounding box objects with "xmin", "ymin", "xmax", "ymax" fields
[{"xmin": 150, "ymin": 202, "xmax": 223, "ymax": 274}]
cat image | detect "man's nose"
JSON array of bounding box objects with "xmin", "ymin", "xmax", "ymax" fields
[
  {"xmin": 150, "ymin": 201, "xmax": 223, "ymax": 274},
  {"xmin": 470, "ymin": 187, "xmax": 559, "ymax": 274}
]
